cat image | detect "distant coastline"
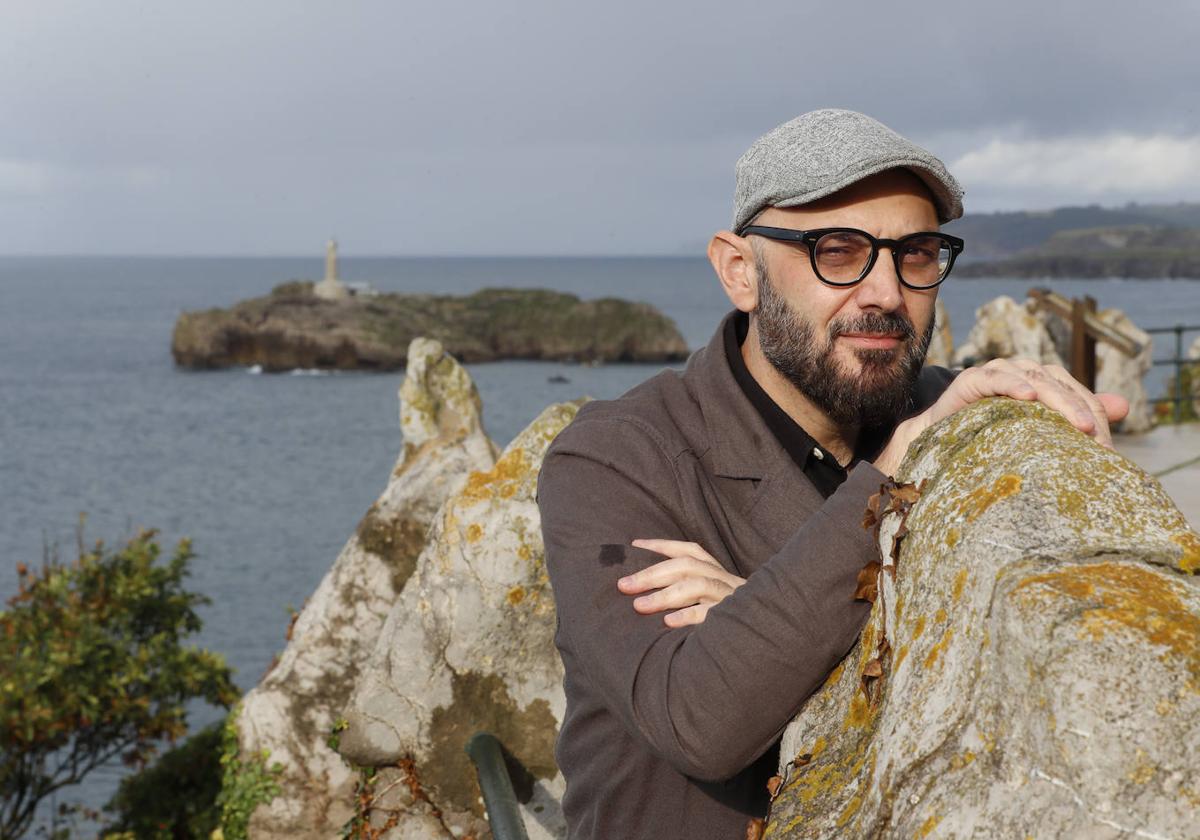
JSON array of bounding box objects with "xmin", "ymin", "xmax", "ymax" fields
[{"xmin": 946, "ymin": 203, "xmax": 1200, "ymax": 280}]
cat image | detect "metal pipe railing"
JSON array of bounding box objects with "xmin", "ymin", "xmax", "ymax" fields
[
  {"xmin": 465, "ymin": 732, "xmax": 531, "ymax": 840},
  {"xmin": 1145, "ymin": 324, "xmax": 1200, "ymax": 424}
]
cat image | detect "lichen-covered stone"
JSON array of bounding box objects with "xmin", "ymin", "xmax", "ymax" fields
[
  {"xmin": 339, "ymin": 398, "xmax": 584, "ymax": 840},
  {"xmin": 234, "ymin": 338, "xmax": 497, "ymax": 839},
  {"xmin": 768, "ymin": 398, "xmax": 1200, "ymax": 839}
]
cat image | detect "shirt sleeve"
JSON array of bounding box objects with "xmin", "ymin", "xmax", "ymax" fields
[{"xmin": 538, "ymin": 416, "xmax": 878, "ymax": 782}]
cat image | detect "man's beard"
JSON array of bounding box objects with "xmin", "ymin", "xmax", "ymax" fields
[{"xmin": 754, "ymin": 256, "xmax": 935, "ymax": 429}]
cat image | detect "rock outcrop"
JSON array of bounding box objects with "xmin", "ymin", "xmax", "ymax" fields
[
  {"xmin": 1093, "ymin": 308, "xmax": 1153, "ymax": 433},
  {"xmin": 952, "ymin": 295, "xmax": 1064, "ymax": 368},
  {"xmin": 171, "ymin": 285, "xmax": 689, "ymax": 371},
  {"xmin": 234, "ymin": 339, "xmax": 499, "ymax": 838},
  {"xmin": 336, "ymin": 398, "xmax": 581, "ymax": 839},
  {"xmin": 923, "ymin": 299, "xmax": 953, "ymax": 369},
  {"xmin": 766, "ymin": 399, "xmax": 1200, "ymax": 839}
]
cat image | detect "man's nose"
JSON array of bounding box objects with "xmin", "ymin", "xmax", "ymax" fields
[{"xmin": 852, "ymin": 248, "xmax": 904, "ymax": 311}]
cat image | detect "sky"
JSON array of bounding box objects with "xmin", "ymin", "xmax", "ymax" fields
[{"xmin": 3, "ymin": 0, "xmax": 1200, "ymax": 256}]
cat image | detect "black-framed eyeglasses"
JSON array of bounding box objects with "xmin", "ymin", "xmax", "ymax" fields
[{"xmin": 741, "ymin": 225, "xmax": 965, "ymax": 290}]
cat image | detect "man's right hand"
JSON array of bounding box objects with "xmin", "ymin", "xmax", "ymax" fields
[{"xmin": 873, "ymin": 358, "xmax": 1130, "ymax": 477}]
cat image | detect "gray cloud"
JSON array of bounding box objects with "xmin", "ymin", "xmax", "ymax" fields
[{"xmin": 3, "ymin": 0, "xmax": 1200, "ymax": 254}]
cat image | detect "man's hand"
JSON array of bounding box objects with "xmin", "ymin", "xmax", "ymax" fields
[
  {"xmin": 618, "ymin": 539, "xmax": 745, "ymax": 628},
  {"xmin": 874, "ymin": 358, "xmax": 1130, "ymax": 476}
]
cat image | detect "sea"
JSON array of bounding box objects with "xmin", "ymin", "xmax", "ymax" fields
[{"xmin": 2, "ymin": 255, "xmax": 1198, "ymax": 830}]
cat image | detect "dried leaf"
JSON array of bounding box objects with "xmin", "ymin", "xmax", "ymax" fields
[
  {"xmin": 792, "ymin": 753, "xmax": 813, "ymax": 768},
  {"xmin": 890, "ymin": 482, "xmax": 922, "ymax": 504},
  {"xmin": 862, "ymin": 491, "xmax": 882, "ymax": 530},
  {"xmin": 862, "ymin": 658, "xmax": 884, "ymax": 678},
  {"xmin": 854, "ymin": 561, "xmax": 881, "ymax": 602},
  {"xmin": 766, "ymin": 774, "xmax": 783, "ymax": 798},
  {"xmin": 745, "ymin": 817, "xmax": 765, "ymax": 840}
]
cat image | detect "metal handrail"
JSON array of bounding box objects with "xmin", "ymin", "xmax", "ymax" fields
[
  {"xmin": 1145, "ymin": 324, "xmax": 1200, "ymax": 423},
  {"xmin": 465, "ymin": 732, "xmax": 531, "ymax": 840}
]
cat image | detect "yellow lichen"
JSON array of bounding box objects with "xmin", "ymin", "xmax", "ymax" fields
[
  {"xmin": 1172, "ymin": 532, "xmax": 1200, "ymax": 574},
  {"xmin": 1013, "ymin": 562, "xmax": 1200, "ymax": 686},
  {"xmin": 956, "ymin": 473, "xmax": 1023, "ymax": 522},
  {"xmin": 894, "ymin": 645, "xmax": 909, "ymax": 671},
  {"xmin": 459, "ymin": 448, "xmax": 532, "ymax": 505},
  {"xmin": 823, "ymin": 662, "xmax": 846, "ymax": 690},
  {"xmin": 935, "ymin": 608, "xmax": 947, "ymax": 624},
  {"xmin": 952, "ymin": 568, "xmax": 968, "ymax": 601},
  {"xmin": 835, "ymin": 792, "xmax": 863, "ymax": 827},
  {"xmin": 912, "ymin": 615, "xmax": 927, "ymax": 639},
  {"xmin": 465, "ymin": 523, "xmax": 483, "ymax": 543},
  {"xmin": 916, "ymin": 812, "xmax": 942, "ymax": 838},
  {"xmin": 949, "ymin": 750, "xmax": 976, "ymax": 770},
  {"xmin": 506, "ymin": 585, "xmax": 526, "ymax": 606},
  {"xmin": 945, "ymin": 528, "xmax": 960, "ymax": 548},
  {"xmin": 1156, "ymin": 698, "xmax": 1175, "ymax": 716},
  {"xmin": 843, "ymin": 693, "xmax": 875, "ymax": 730},
  {"xmin": 1128, "ymin": 749, "xmax": 1155, "ymax": 785},
  {"xmin": 923, "ymin": 627, "xmax": 954, "ymax": 670}
]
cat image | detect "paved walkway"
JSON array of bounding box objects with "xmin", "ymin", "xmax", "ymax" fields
[{"xmin": 1116, "ymin": 423, "xmax": 1200, "ymax": 531}]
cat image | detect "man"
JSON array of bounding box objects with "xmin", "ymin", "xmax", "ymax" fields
[{"xmin": 536, "ymin": 109, "xmax": 1126, "ymax": 839}]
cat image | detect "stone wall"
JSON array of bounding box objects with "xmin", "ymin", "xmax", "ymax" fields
[{"xmin": 765, "ymin": 399, "xmax": 1199, "ymax": 839}]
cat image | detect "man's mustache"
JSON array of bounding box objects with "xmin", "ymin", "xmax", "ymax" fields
[{"xmin": 829, "ymin": 312, "xmax": 916, "ymax": 341}]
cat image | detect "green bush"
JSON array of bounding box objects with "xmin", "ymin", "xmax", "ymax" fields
[
  {"xmin": 0, "ymin": 529, "xmax": 237, "ymax": 839},
  {"xmin": 104, "ymin": 722, "xmax": 224, "ymax": 839}
]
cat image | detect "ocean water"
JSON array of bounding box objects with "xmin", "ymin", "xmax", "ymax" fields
[{"xmin": 2, "ymin": 255, "xmax": 1198, "ymax": 826}]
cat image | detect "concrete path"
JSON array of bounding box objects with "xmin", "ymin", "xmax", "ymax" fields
[{"xmin": 1116, "ymin": 423, "xmax": 1200, "ymax": 531}]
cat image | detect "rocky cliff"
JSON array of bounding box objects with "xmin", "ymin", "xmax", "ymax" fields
[
  {"xmin": 765, "ymin": 399, "xmax": 1199, "ymax": 838},
  {"xmin": 171, "ymin": 285, "xmax": 689, "ymax": 371}
]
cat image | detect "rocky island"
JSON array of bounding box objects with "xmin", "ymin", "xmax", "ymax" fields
[{"xmin": 171, "ymin": 283, "xmax": 690, "ymax": 371}]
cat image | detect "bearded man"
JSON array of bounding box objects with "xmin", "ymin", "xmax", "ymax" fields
[{"xmin": 536, "ymin": 109, "xmax": 1127, "ymax": 840}]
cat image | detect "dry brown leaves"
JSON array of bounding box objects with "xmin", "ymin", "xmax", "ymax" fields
[{"xmin": 856, "ymin": 478, "xmax": 926, "ymax": 704}]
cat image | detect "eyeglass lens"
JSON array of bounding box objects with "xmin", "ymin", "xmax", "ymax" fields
[{"xmin": 813, "ymin": 232, "xmax": 952, "ymax": 287}]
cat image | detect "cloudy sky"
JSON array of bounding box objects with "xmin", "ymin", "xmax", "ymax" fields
[{"xmin": 3, "ymin": 0, "xmax": 1200, "ymax": 255}]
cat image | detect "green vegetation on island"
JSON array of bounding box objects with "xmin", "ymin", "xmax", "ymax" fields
[{"xmin": 171, "ymin": 285, "xmax": 691, "ymax": 371}]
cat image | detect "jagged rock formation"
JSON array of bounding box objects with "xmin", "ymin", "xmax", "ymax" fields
[
  {"xmin": 952, "ymin": 295, "xmax": 1064, "ymax": 369},
  {"xmin": 953, "ymin": 295, "xmax": 1153, "ymax": 433},
  {"xmin": 766, "ymin": 399, "xmax": 1200, "ymax": 839},
  {"xmin": 171, "ymin": 285, "xmax": 689, "ymax": 371},
  {"xmin": 336, "ymin": 398, "xmax": 581, "ymax": 839},
  {"xmin": 235, "ymin": 339, "xmax": 499, "ymax": 838},
  {"xmin": 923, "ymin": 299, "xmax": 953, "ymax": 369}
]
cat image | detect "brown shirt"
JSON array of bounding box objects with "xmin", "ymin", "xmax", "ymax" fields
[{"xmin": 538, "ymin": 312, "xmax": 955, "ymax": 839}]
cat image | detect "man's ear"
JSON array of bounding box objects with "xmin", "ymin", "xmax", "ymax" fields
[{"xmin": 708, "ymin": 231, "xmax": 759, "ymax": 314}]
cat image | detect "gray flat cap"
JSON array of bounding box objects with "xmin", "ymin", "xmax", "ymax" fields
[{"xmin": 732, "ymin": 109, "xmax": 964, "ymax": 233}]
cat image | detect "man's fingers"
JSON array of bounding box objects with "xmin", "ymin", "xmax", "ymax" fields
[
  {"xmin": 631, "ymin": 576, "xmax": 734, "ymax": 614},
  {"xmin": 663, "ymin": 604, "xmax": 711, "ymax": 628},
  {"xmin": 631, "ymin": 538, "xmax": 720, "ymax": 566},
  {"xmin": 1098, "ymin": 392, "xmax": 1130, "ymax": 423},
  {"xmin": 618, "ymin": 555, "xmax": 738, "ymax": 593}
]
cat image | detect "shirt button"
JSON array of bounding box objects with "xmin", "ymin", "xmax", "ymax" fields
[{"xmin": 812, "ymin": 447, "xmax": 824, "ymax": 460}]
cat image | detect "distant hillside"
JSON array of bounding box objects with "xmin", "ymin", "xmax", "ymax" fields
[
  {"xmin": 943, "ymin": 202, "xmax": 1200, "ymax": 278},
  {"xmin": 945, "ymin": 202, "xmax": 1200, "ymax": 260}
]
